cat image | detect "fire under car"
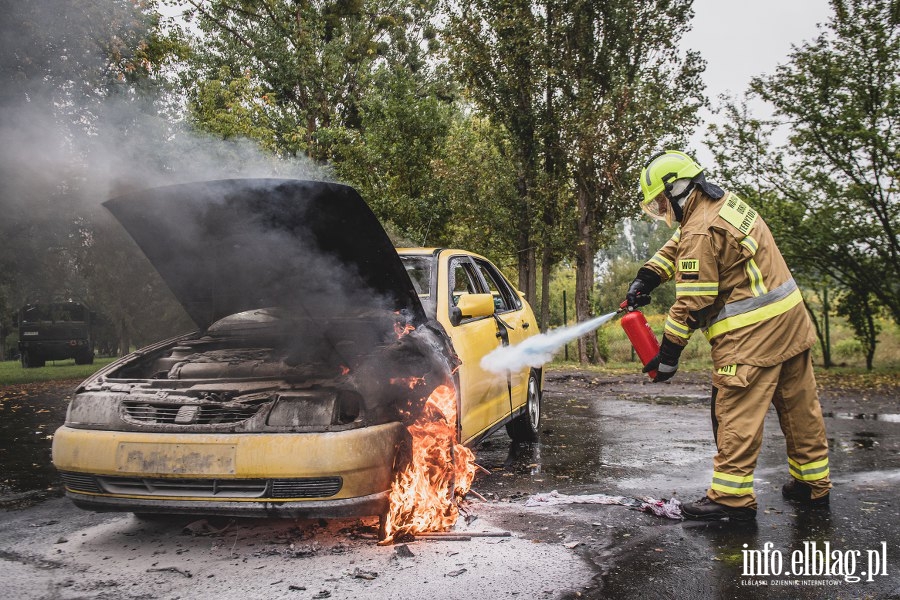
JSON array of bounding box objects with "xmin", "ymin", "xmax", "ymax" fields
[{"xmin": 52, "ymin": 179, "xmax": 543, "ymax": 522}]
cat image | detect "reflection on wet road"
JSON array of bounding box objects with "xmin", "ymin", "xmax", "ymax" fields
[
  {"xmin": 472, "ymin": 371, "xmax": 900, "ymax": 600},
  {"xmin": 0, "ymin": 382, "xmax": 70, "ymax": 499}
]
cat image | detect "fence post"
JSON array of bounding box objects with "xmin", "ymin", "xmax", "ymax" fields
[{"xmin": 563, "ymin": 290, "xmax": 568, "ymax": 361}]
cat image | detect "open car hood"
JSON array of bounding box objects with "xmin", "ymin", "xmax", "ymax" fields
[{"xmin": 105, "ymin": 179, "xmax": 426, "ymax": 330}]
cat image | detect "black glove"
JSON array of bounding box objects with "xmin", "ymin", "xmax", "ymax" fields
[
  {"xmin": 643, "ymin": 337, "xmax": 684, "ymax": 383},
  {"xmin": 625, "ymin": 268, "xmax": 661, "ymax": 312}
]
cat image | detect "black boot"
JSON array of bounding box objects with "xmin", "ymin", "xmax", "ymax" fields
[
  {"xmin": 782, "ymin": 479, "xmax": 830, "ymax": 506},
  {"xmin": 682, "ymin": 497, "xmax": 757, "ymax": 521}
]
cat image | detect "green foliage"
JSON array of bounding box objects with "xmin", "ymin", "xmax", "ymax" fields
[
  {"xmin": 708, "ymin": 0, "xmax": 900, "ymax": 364},
  {"xmin": 181, "ymin": 0, "xmax": 442, "ymax": 160},
  {"xmin": 436, "ymin": 115, "xmax": 520, "ymax": 260},
  {"xmin": 325, "ymin": 65, "xmax": 455, "ymax": 244},
  {"xmin": 833, "ymin": 338, "xmax": 864, "ymax": 360},
  {"xmin": 835, "ymin": 289, "xmax": 882, "ymax": 370},
  {"xmin": 546, "ymin": 265, "xmax": 576, "ymax": 328},
  {"xmin": 189, "ymin": 66, "xmax": 280, "ymax": 150}
]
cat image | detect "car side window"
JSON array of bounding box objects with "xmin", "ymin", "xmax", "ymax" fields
[
  {"xmin": 449, "ymin": 258, "xmax": 482, "ymax": 308},
  {"xmin": 474, "ymin": 261, "xmax": 510, "ymax": 313},
  {"xmin": 474, "ymin": 259, "xmax": 521, "ymax": 312}
]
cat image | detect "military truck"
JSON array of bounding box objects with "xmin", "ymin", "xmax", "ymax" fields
[{"xmin": 18, "ymin": 300, "xmax": 94, "ymax": 368}]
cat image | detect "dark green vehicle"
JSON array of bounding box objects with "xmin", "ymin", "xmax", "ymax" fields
[{"xmin": 18, "ymin": 301, "xmax": 94, "ymax": 368}]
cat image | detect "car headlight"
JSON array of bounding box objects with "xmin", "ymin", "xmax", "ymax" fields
[
  {"xmin": 66, "ymin": 392, "xmax": 123, "ymax": 428},
  {"xmin": 266, "ymin": 390, "xmax": 362, "ymax": 428}
]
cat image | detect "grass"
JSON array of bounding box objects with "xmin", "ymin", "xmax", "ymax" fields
[{"xmin": 0, "ymin": 357, "xmax": 117, "ymax": 386}]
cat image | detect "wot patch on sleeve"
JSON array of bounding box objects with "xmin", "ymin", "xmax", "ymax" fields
[{"xmin": 678, "ymin": 258, "xmax": 700, "ymax": 273}]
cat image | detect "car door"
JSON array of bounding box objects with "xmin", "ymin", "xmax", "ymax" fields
[
  {"xmin": 471, "ymin": 258, "xmax": 535, "ymax": 413},
  {"xmin": 440, "ymin": 254, "xmax": 510, "ymax": 443}
]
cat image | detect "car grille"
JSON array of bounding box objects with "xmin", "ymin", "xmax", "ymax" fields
[
  {"xmin": 59, "ymin": 472, "xmax": 103, "ymax": 494},
  {"xmin": 122, "ymin": 402, "xmax": 262, "ymax": 425},
  {"xmin": 59, "ymin": 472, "xmax": 342, "ymax": 499}
]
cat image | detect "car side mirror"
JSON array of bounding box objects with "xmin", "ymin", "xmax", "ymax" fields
[{"xmin": 450, "ymin": 293, "xmax": 496, "ymax": 326}]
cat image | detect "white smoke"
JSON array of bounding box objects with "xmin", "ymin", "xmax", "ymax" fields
[{"xmin": 480, "ymin": 312, "xmax": 619, "ymax": 373}]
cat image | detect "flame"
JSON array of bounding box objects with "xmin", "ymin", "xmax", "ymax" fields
[
  {"xmin": 390, "ymin": 376, "xmax": 425, "ymax": 389},
  {"xmin": 394, "ymin": 322, "xmax": 415, "ymax": 338},
  {"xmin": 381, "ymin": 383, "xmax": 476, "ymax": 543}
]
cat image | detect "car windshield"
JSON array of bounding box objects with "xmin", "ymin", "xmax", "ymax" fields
[
  {"xmin": 400, "ymin": 255, "xmax": 432, "ymax": 297},
  {"xmin": 399, "ymin": 254, "xmax": 436, "ymax": 319},
  {"xmin": 21, "ymin": 303, "xmax": 86, "ymax": 323}
]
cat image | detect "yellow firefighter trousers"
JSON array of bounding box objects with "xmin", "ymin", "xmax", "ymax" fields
[{"xmin": 707, "ymin": 350, "xmax": 832, "ymax": 509}]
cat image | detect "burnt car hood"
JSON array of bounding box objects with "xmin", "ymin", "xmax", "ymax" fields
[{"xmin": 104, "ymin": 179, "xmax": 426, "ymax": 330}]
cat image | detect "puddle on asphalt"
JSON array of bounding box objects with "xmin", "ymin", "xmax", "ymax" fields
[
  {"xmin": 829, "ymin": 431, "xmax": 881, "ymax": 452},
  {"xmin": 630, "ymin": 394, "xmax": 708, "ymax": 406},
  {"xmin": 823, "ymin": 412, "xmax": 900, "ymax": 423}
]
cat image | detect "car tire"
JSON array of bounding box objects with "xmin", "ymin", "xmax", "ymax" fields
[
  {"xmin": 505, "ymin": 370, "xmax": 541, "ymax": 442},
  {"xmin": 75, "ymin": 350, "xmax": 94, "ymax": 365},
  {"xmin": 22, "ymin": 352, "xmax": 45, "ymax": 368}
]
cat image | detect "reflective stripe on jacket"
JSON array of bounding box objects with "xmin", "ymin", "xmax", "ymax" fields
[{"xmin": 642, "ymin": 191, "xmax": 816, "ymax": 368}]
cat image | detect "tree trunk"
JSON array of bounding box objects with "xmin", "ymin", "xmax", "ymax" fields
[
  {"xmin": 864, "ymin": 307, "xmax": 877, "ymax": 371},
  {"xmin": 518, "ymin": 235, "xmax": 537, "ymax": 309},
  {"xmin": 804, "ymin": 297, "xmax": 831, "ymax": 369},
  {"xmin": 822, "ymin": 286, "xmax": 832, "ymax": 368},
  {"xmin": 575, "ymin": 187, "xmax": 598, "ymax": 363},
  {"xmin": 117, "ymin": 322, "xmax": 131, "ymax": 358},
  {"xmin": 540, "ymin": 245, "xmax": 552, "ymax": 332}
]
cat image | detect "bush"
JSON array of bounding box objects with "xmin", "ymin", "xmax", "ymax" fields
[{"xmin": 833, "ymin": 338, "xmax": 864, "ymax": 360}]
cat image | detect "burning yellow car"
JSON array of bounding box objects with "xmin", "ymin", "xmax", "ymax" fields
[{"xmin": 52, "ymin": 179, "xmax": 542, "ymax": 522}]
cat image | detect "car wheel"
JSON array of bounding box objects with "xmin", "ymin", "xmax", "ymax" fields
[
  {"xmin": 22, "ymin": 352, "xmax": 44, "ymax": 368},
  {"xmin": 505, "ymin": 370, "xmax": 541, "ymax": 442}
]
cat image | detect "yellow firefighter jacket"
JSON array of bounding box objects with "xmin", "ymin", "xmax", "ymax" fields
[{"xmin": 643, "ymin": 190, "xmax": 817, "ymax": 369}]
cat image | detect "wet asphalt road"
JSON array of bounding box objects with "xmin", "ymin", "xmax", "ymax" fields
[
  {"xmin": 1, "ymin": 370, "xmax": 900, "ymax": 599},
  {"xmin": 473, "ymin": 369, "xmax": 900, "ymax": 599}
]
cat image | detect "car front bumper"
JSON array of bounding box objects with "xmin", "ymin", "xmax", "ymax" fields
[{"xmin": 52, "ymin": 422, "xmax": 405, "ymax": 517}]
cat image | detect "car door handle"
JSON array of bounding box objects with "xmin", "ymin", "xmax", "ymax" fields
[{"xmin": 522, "ymin": 322, "xmax": 530, "ymax": 329}]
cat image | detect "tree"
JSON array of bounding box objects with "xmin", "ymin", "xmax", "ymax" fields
[
  {"xmin": 554, "ymin": 0, "xmax": 704, "ymax": 361},
  {"xmin": 444, "ymin": 0, "xmax": 549, "ymax": 311},
  {"xmin": 179, "ymin": 0, "xmax": 442, "ymax": 159},
  {"xmin": 436, "ymin": 115, "xmax": 521, "ymax": 261},
  {"xmin": 708, "ymin": 0, "xmax": 900, "ymax": 367},
  {"xmin": 324, "ymin": 64, "xmax": 456, "ymax": 244}
]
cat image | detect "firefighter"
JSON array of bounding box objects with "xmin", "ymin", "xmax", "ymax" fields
[{"xmin": 624, "ymin": 150, "xmax": 832, "ymax": 521}]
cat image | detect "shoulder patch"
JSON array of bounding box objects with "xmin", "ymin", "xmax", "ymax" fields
[
  {"xmin": 678, "ymin": 258, "xmax": 699, "ymax": 273},
  {"xmin": 719, "ymin": 194, "xmax": 758, "ymax": 235}
]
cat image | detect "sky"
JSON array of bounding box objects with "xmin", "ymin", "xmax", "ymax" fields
[{"xmin": 683, "ymin": 0, "xmax": 834, "ymax": 168}]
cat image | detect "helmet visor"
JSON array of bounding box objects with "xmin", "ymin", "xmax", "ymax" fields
[{"xmin": 641, "ymin": 193, "xmax": 675, "ymax": 227}]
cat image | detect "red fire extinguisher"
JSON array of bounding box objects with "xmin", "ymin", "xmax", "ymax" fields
[{"xmin": 619, "ymin": 305, "xmax": 660, "ymax": 380}]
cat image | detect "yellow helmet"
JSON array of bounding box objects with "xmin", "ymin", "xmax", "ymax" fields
[{"xmin": 639, "ymin": 150, "xmax": 704, "ymax": 204}]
